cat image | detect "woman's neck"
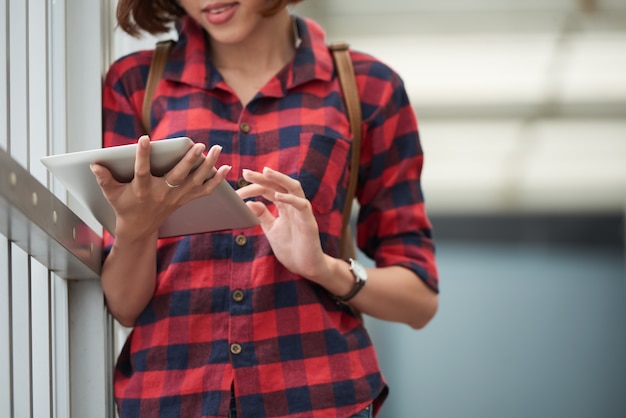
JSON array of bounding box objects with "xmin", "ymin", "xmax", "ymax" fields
[{"xmin": 209, "ymin": 10, "xmax": 295, "ymax": 77}]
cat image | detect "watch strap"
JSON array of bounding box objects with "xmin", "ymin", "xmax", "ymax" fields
[{"xmin": 335, "ymin": 259, "xmax": 366, "ymax": 303}]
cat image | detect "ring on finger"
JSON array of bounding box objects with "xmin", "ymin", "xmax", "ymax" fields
[{"xmin": 164, "ymin": 177, "xmax": 181, "ymax": 189}]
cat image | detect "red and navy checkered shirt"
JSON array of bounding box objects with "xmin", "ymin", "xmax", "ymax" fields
[{"xmin": 102, "ymin": 15, "xmax": 438, "ymax": 418}]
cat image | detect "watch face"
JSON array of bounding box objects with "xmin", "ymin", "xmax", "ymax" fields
[{"xmin": 350, "ymin": 259, "xmax": 368, "ymax": 282}]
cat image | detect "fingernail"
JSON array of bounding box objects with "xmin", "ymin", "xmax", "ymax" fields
[{"xmin": 140, "ymin": 136, "xmax": 150, "ymax": 148}]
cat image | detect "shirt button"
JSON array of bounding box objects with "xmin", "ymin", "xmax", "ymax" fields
[
  {"xmin": 235, "ymin": 234, "xmax": 247, "ymax": 246},
  {"xmin": 237, "ymin": 177, "xmax": 250, "ymax": 189},
  {"xmin": 232, "ymin": 289, "xmax": 245, "ymax": 302},
  {"xmin": 239, "ymin": 122, "xmax": 250, "ymax": 133},
  {"xmin": 230, "ymin": 343, "xmax": 242, "ymax": 355}
]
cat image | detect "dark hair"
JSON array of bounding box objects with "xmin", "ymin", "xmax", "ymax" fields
[{"xmin": 117, "ymin": 0, "xmax": 303, "ymax": 37}]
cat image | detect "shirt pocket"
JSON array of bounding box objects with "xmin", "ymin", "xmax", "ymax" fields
[{"xmin": 298, "ymin": 132, "xmax": 351, "ymax": 214}]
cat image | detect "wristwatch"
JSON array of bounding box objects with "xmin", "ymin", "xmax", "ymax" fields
[{"xmin": 335, "ymin": 258, "xmax": 368, "ymax": 303}]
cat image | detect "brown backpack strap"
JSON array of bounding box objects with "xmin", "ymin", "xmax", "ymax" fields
[
  {"xmin": 141, "ymin": 40, "xmax": 175, "ymax": 135},
  {"xmin": 329, "ymin": 42, "xmax": 362, "ymax": 260}
]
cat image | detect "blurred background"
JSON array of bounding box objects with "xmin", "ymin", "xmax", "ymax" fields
[{"xmin": 293, "ymin": 1, "xmax": 626, "ymax": 417}]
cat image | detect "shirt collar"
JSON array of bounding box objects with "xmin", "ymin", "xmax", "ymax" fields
[
  {"xmin": 165, "ymin": 16, "xmax": 221, "ymax": 90},
  {"xmin": 287, "ymin": 15, "xmax": 334, "ymax": 89},
  {"xmin": 163, "ymin": 15, "xmax": 334, "ymax": 93}
]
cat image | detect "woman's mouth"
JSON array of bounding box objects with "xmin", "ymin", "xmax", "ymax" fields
[
  {"xmin": 206, "ymin": 4, "xmax": 236, "ymax": 14},
  {"xmin": 203, "ymin": 2, "xmax": 239, "ymax": 25}
]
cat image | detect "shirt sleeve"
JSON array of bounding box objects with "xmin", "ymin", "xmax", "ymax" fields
[
  {"xmin": 101, "ymin": 51, "xmax": 152, "ymax": 253},
  {"xmin": 354, "ymin": 55, "xmax": 439, "ymax": 293},
  {"xmin": 102, "ymin": 51, "xmax": 152, "ymax": 149}
]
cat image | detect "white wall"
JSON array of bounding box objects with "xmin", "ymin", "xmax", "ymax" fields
[{"xmin": 1, "ymin": 0, "xmax": 114, "ymax": 416}]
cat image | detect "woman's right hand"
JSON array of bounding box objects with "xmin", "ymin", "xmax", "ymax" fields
[
  {"xmin": 93, "ymin": 135, "xmax": 231, "ymax": 326},
  {"xmin": 90, "ymin": 135, "xmax": 231, "ymax": 241}
]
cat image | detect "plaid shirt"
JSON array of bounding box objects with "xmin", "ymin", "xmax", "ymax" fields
[{"xmin": 103, "ymin": 15, "xmax": 438, "ymax": 418}]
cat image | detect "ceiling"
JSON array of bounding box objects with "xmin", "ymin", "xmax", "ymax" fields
[{"xmin": 294, "ymin": 0, "xmax": 626, "ymax": 215}]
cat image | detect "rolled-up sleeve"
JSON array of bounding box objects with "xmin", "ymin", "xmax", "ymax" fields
[{"xmin": 355, "ymin": 58, "xmax": 439, "ymax": 292}]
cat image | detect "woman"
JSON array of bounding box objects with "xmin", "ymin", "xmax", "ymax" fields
[{"xmin": 92, "ymin": 0, "xmax": 439, "ymax": 416}]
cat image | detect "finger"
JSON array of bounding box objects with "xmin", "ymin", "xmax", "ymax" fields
[
  {"xmin": 90, "ymin": 163, "xmax": 115, "ymax": 188},
  {"xmin": 241, "ymin": 169, "xmax": 288, "ymax": 194},
  {"xmin": 188, "ymin": 145, "xmax": 221, "ymax": 185},
  {"xmin": 236, "ymin": 183, "xmax": 273, "ymax": 200},
  {"xmin": 205, "ymin": 144, "xmax": 222, "ymax": 167},
  {"xmin": 245, "ymin": 201, "xmax": 276, "ymax": 228},
  {"xmin": 262, "ymin": 167, "xmax": 305, "ymax": 198},
  {"xmin": 275, "ymin": 191, "xmax": 311, "ymax": 212},
  {"xmin": 245, "ymin": 186, "xmax": 283, "ymax": 204},
  {"xmin": 167, "ymin": 142, "xmax": 209, "ymax": 187},
  {"xmin": 134, "ymin": 135, "xmax": 152, "ymax": 187},
  {"xmin": 200, "ymin": 164, "xmax": 231, "ymax": 191},
  {"xmin": 90, "ymin": 163, "xmax": 124, "ymax": 203}
]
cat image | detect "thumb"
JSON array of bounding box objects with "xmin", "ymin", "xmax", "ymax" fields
[
  {"xmin": 245, "ymin": 201, "xmax": 275, "ymax": 229},
  {"xmin": 90, "ymin": 163, "xmax": 115, "ymax": 189}
]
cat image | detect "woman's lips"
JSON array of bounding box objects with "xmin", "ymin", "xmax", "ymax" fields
[{"xmin": 203, "ymin": 3, "xmax": 239, "ymax": 25}]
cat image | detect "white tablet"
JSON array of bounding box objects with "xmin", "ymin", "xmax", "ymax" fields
[{"xmin": 41, "ymin": 137, "xmax": 259, "ymax": 238}]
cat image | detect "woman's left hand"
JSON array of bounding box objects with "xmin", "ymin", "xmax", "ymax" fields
[
  {"xmin": 238, "ymin": 167, "xmax": 440, "ymax": 329},
  {"xmin": 236, "ymin": 167, "xmax": 328, "ymax": 282}
]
